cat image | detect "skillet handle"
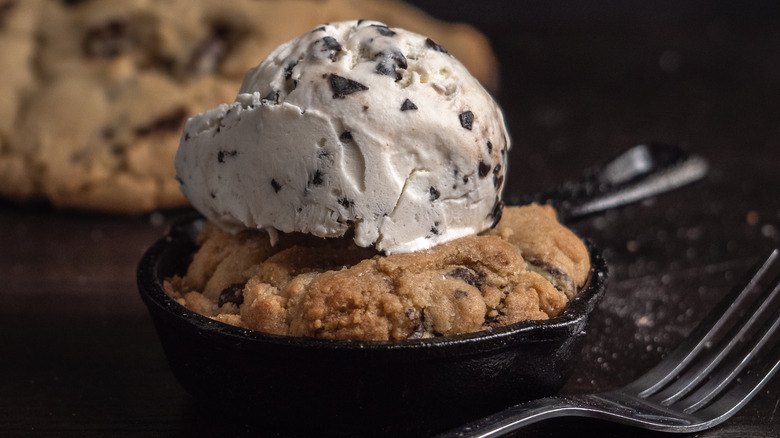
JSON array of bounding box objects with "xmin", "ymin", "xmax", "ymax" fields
[{"xmin": 511, "ymin": 143, "xmax": 709, "ymax": 222}]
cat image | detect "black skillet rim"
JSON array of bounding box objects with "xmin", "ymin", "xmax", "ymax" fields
[{"xmin": 137, "ymin": 213, "xmax": 608, "ymax": 356}]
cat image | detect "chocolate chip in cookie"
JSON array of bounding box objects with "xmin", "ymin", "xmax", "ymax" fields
[
  {"xmin": 0, "ymin": 1, "xmax": 16, "ymax": 28},
  {"xmin": 525, "ymin": 259, "xmax": 576, "ymax": 298},
  {"xmin": 218, "ymin": 283, "xmax": 246, "ymax": 307},
  {"xmin": 82, "ymin": 20, "xmax": 131, "ymax": 58},
  {"xmin": 406, "ymin": 308, "xmax": 426, "ymax": 339},
  {"xmin": 135, "ymin": 107, "xmax": 188, "ymax": 137},
  {"xmin": 188, "ymin": 22, "xmax": 241, "ymax": 75},
  {"xmin": 447, "ymin": 266, "xmax": 486, "ymax": 290}
]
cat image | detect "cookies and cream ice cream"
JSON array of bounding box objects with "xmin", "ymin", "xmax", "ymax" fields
[{"xmin": 175, "ymin": 20, "xmax": 510, "ymax": 254}]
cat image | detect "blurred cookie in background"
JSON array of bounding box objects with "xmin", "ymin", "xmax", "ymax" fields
[{"xmin": 0, "ymin": 0, "xmax": 498, "ymax": 213}]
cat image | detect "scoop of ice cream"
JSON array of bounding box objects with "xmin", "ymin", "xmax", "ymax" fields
[{"xmin": 175, "ymin": 20, "xmax": 510, "ymax": 254}]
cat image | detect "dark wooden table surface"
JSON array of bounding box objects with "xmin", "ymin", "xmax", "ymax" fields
[{"xmin": 2, "ymin": 2, "xmax": 779, "ymax": 437}]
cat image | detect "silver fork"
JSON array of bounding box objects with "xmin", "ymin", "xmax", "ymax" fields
[{"xmin": 439, "ymin": 249, "xmax": 780, "ymax": 437}]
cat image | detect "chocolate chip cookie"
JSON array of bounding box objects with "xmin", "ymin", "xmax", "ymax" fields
[
  {"xmin": 0, "ymin": 0, "xmax": 498, "ymax": 213},
  {"xmin": 165, "ymin": 204, "xmax": 591, "ymax": 340}
]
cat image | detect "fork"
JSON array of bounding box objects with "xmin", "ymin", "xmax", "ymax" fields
[{"xmin": 439, "ymin": 249, "xmax": 780, "ymax": 437}]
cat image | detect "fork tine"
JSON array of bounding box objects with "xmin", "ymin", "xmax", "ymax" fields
[
  {"xmin": 629, "ymin": 249, "xmax": 780, "ymax": 397},
  {"xmin": 681, "ymin": 297, "xmax": 780, "ymax": 413},
  {"xmin": 687, "ymin": 333, "xmax": 780, "ymax": 429},
  {"xmin": 438, "ymin": 251, "xmax": 780, "ymax": 438},
  {"xmin": 652, "ymin": 275, "xmax": 780, "ymax": 405}
]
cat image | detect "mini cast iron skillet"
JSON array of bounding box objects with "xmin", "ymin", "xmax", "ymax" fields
[
  {"xmin": 138, "ymin": 221, "xmax": 607, "ymax": 436},
  {"xmin": 137, "ymin": 143, "xmax": 706, "ymax": 436}
]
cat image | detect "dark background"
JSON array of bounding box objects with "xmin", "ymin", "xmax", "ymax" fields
[{"xmin": 2, "ymin": 1, "xmax": 779, "ymax": 436}]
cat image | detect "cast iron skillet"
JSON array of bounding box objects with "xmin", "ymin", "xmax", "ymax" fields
[{"xmin": 137, "ymin": 143, "xmax": 706, "ymax": 436}]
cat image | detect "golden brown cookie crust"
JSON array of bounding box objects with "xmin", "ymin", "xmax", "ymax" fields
[
  {"xmin": 0, "ymin": 0, "xmax": 498, "ymax": 213},
  {"xmin": 165, "ymin": 205, "xmax": 591, "ymax": 340}
]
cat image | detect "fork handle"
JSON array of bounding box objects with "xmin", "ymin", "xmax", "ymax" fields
[
  {"xmin": 436, "ymin": 396, "xmax": 583, "ymax": 438},
  {"xmin": 511, "ymin": 143, "xmax": 708, "ymax": 222}
]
